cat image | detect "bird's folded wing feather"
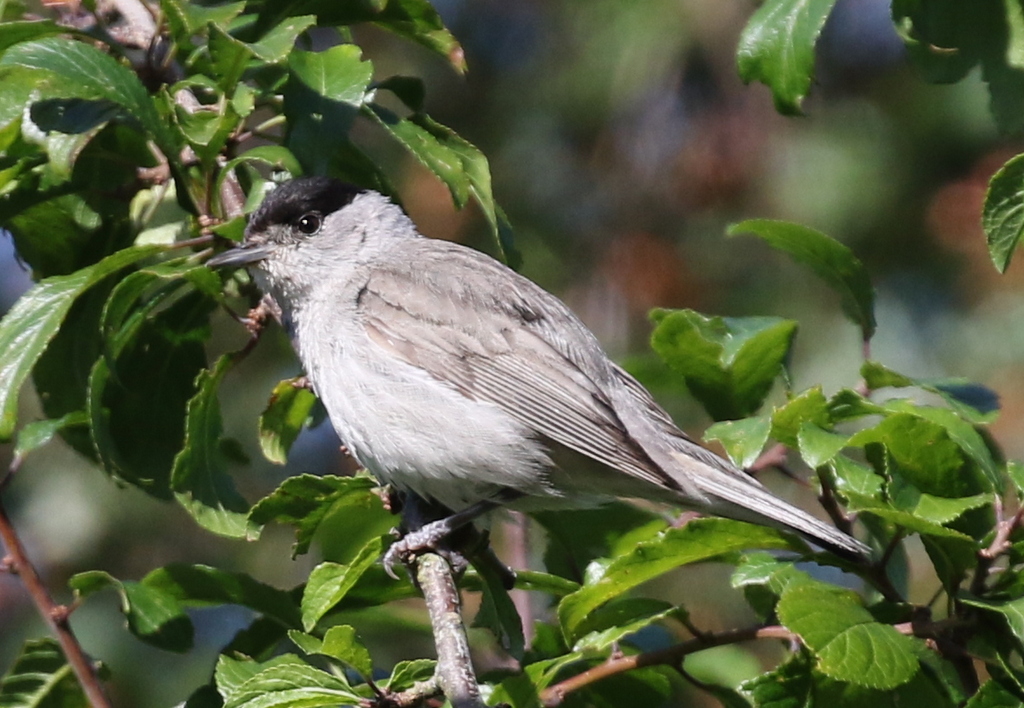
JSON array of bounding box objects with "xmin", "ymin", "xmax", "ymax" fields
[{"xmin": 355, "ymin": 240, "xmax": 677, "ymax": 490}]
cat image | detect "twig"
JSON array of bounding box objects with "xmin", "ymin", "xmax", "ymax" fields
[
  {"xmin": 0, "ymin": 496, "xmax": 112, "ymax": 707},
  {"xmin": 970, "ymin": 497, "xmax": 1023, "ymax": 595},
  {"xmin": 413, "ymin": 553, "xmax": 484, "ymax": 708},
  {"xmin": 540, "ymin": 621, "xmax": 920, "ymax": 706},
  {"xmin": 378, "ymin": 678, "xmax": 442, "ymax": 708},
  {"xmin": 815, "ymin": 469, "xmax": 854, "ymax": 536},
  {"xmin": 540, "ymin": 625, "xmax": 795, "ymax": 707}
]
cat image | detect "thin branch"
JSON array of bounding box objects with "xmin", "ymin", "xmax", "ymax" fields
[
  {"xmin": 413, "ymin": 552, "xmax": 484, "ymax": 708},
  {"xmin": 540, "ymin": 621, "xmax": 920, "ymax": 707},
  {"xmin": 540, "ymin": 625, "xmax": 796, "ymax": 707},
  {"xmin": 0, "ymin": 496, "xmax": 112, "ymax": 708},
  {"xmin": 377, "ymin": 678, "xmax": 442, "ymax": 708}
]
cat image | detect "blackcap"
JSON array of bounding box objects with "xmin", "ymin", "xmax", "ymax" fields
[{"xmin": 208, "ymin": 176, "xmax": 870, "ymax": 565}]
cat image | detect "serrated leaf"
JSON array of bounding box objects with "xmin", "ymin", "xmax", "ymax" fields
[
  {"xmin": 301, "ymin": 537, "xmax": 383, "ymax": 630},
  {"xmin": 557, "ymin": 518, "xmax": 807, "ymax": 641},
  {"xmin": 0, "ymin": 244, "xmax": 161, "ymax": 441},
  {"xmin": 218, "ymin": 658, "xmax": 361, "ymax": 708},
  {"xmin": 776, "ymin": 582, "xmax": 919, "ymax": 689},
  {"xmin": 472, "ymin": 559, "xmax": 525, "ymax": 659},
  {"xmin": 248, "ymin": 474, "xmax": 381, "ymax": 557},
  {"xmin": 249, "ymin": 16, "xmax": 316, "ymax": 62},
  {"xmin": 0, "ymin": 37, "xmax": 177, "ymax": 157},
  {"xmin": 729, "ymin": 219, "xmax": 876, "ymax": 341},
  {"xmin": 881, "ymin": 400, "xmax": 999, "ymax": 490},
  {"xmin": 573, "ymin": 600, "xmax": 678, "ymax": 653},
  {"xmin": 319, "ymin": 625, "xmax": 373, "ymax": 677},
  {"xmin": 986, "ymin": 154, "xmax": 1024, "ymax": 271},
  {"xmin": 141, "ymin": 563, "xmax": 301, "ymax": 629},
  {"xmin": 966, "ymin": 679, "xmax": 1024, "ymax": 708},
  {"xmin": 847, "ymin": 413, "xmax": 970, "ymax": 496},
  {"xmin": 797, "ymin": 423, "xmax": 848, "ymax": 468},
  {"xmin": 704, "ymin": 416, "xmax": 772, "ymax": 468},
  {"xmin": 285, "ymin": 44, "xmax": 372, "ymax": 175},
  {"xmin": 961, "ymin": 595, "xmax": 1024, "ymax": 652},
  {"xmin": 171, "ymin": 355, "xmax": 254, "ymax": 538},
  {"xmin": 259, "ymin": 379, "xmax": 318, "ymax": 464},
  {"xmin": 0, "ymin": 638, "xmax": 85, "ymax": 706},
  {"xmin": 649, "ymin": 309, "xmax": 797, "ymax": 421},
  {"xmin": 12, "ymin": 411, "xmax": 88, "ymax": 462},
  {"xmin": 862, "ymin": 360, "xmax": 999, "ymax": 423},
  {"xmin": 385, "ymin": 659, "xmax": 436, "ymax": 691},
  {"xmin": 69, "ymin": 570, "xmax": 194, "ymax": 651},
  {"xmin": 736, "ymin": 0, "xmax": 839, "ymax": 114},
  {"xmin": 364, "ymin": 105, "xmax": 518, "ymax": 266},
  {"xmin": 89, "ymin": 285, "xmax": 213, "ymax": 498},
  {"xmin": 215, "ymin": 654, "xmax": 305, "ymax": 697},
  {"xmin": 771, "ymin": 387, "xmax": 830, "ymax": 448}
]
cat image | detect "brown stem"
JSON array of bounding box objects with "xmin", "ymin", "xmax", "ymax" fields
[
  {"xmin": 0, "ymin": 497, "xmax": 112, "ymax": 707},
  {"xmin": 378, "ymin": 678, "xmax": 442, "ymax": 708},
  {"xmin": 541, "ymin": 621, "xmax": 920, "ymax": 706},
  {"xmin": 414, "ymin": 553, "xmax": 484, "ymax": 708},
  {"xmin": 540, "ymin": 625, "xmax": 795, "ymax": 707}
]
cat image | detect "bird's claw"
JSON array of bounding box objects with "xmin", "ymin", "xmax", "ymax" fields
[{"xmin": 383, "ymin": 520, "xmax": 470, "ymax": 580}]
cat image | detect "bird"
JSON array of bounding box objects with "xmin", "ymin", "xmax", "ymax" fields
[{"xmin": 207, "ymin": 176, "xmax": 871, "ymax": 571}]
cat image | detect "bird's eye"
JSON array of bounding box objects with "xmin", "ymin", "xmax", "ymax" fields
[{"xmin": 297, "ymin": 213, "xmax": 322, "ymax": 235}]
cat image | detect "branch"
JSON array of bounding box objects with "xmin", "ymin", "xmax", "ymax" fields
[
  {"xmin": 541, "ymin": 625, "xmax": 795, "ymax": 707},
  {"xmin": 0, "ymin": 496, "xmax": 112, "ymax": 708},
  {"xmin": 413, "ymin": 552, "xmax": 484, "ymax": 708},
  {"xmin": 540, "ymin": 622, "xmax": 920, "ymax": 707}
]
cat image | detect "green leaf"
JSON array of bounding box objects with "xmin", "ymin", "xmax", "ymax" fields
[
  {"xmin": 256, "ymin": 0, "xmax": 465, "ymax": 72},
  {"xmin": 141, "ymin": 564, "xmax": 302, "ymax": 629},
  {"xmin": 573, "ymin": 599, "xmax": 678, "ymax": 653},
  {"xmin": 558, "ymin": 518, "xmax": 807, "ymax": 641},
  {"xmin": 287, "ymin": 626, "xmax": 373, "ymax": 678},
  {"xmin": 473, "ymin": 559, "xmax": 525, "ymax": 660},
  {"xmin": 880, "ymin": 400, "xmax": 999, "ymax": 489},
  {"xmin": 301, "ymin": 537, "xmax": 383, "ymax": 630},
  {"xmin": 704, "ymin": 416, "xmax": 772, "ymax": 468},
  {"xmin": 0, "ymin": 20, "xmax": 66, "ymax": 55},
  {"xmin": 986, "ymin": 153, "xmax": 1024, "ymax": 271},
  {"xmin": 966, "ymin": 680, "xmax": 1024, "ymax": 708},
  {"xmin": 217, "ymin": 146, "xmax": 303, "ymax": 201},
  {"xmin": 0, "ymin": 244, "xmax": 161, "ymax": 441},
  {"xmin": 827, "ymin": 455, "xmax": 883, "ymax": 501},
  {"xmin": 847, "ymin": 413, "xmax": 972, "ymax": 496},
  {"xmin": 0, "ymin": 37, "xmax": 177, "ymax": 158},
  {"xmin": 248, "ymin": 474, "xmax": 381, "ymax": 557},
  {"xmin": 248, "ymin": 16, "xmax": 316, "ymax": 62},
  {"xmin": 284, "ymin": 44, "xmax": 373, "ymax": 176},
  {"xmin": 171, "ymin": 355, "xmax": 254, "ymax": 538},
  {"xmin": 961, "ymin": 595, "xmax": 1024, "ymax": 652},
  {"xmin": 12, "ymin": 411, "xmax": 88, "ymax": 462},
  {"xmin": 772, "ymin": 387, "xmax": 831, "ymax": 448},
  {"xmin": 649, "ymin": 309, "xmax": 797, "ymax": 421},
  {"xmin": 729, "ymin": 219, "xmax": 876, "ymax": 341},
  {"xmin": 740, "ymin": 654, "xmax": 814, "ymax": 708},
  {"xmin": 736, "ymin": 0, "xmax": 840, "ymax": 114},
  {"xmin": 364, "ymin": 105, "xmax": 519, "ymax": 266},
  {"xmin": 776, "ymin": 582, "xmax": 919, "ymax": 689},
  {"xmin": 69, "ymin": 570, "xmax": 194, "ymax": 651},
  {"xmin": 862, "ymin": 360, "xmax": 999, "ymax": 423},
  {"xmin": 89, "ymin": 282, "xmax": 214, "ymax": 498},
  {"xmin": 215, "ymin": 654, "xmax": 306, "ymax": 698},
  {"xmin": 385, "ymin": 659, "xmax": 436, "ymax": 691},
  {"xmin": 797, "ymin": 423, "xmax": 848, "ymax": 468},
  {"xmin": 220, "ymin": 661, "xmax": 361, "ymax": 708},
  {"xmin": 259, "ymin": 379, "xmax": 318, "ymax": 464},
  {"xmin": 0, "ymin": 638, "xmax": 86, "ymax": 706}
]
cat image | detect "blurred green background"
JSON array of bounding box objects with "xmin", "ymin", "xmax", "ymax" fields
[{"xmin": 1, "ymin": 0, "xmax": 1021, "ymax": 704}]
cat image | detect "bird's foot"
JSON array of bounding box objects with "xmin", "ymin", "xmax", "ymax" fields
[{"xmin": 383, "ymin": 520, "xmax": 470, "ymax": 579}]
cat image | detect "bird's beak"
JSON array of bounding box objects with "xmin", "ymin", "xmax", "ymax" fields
[{"xmin": 206, "ymin": 243, "xmax": 276, "ymax": 269}]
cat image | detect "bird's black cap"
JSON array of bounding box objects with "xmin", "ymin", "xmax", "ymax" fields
[{"xmin": 247, "ymin": 177, "xmax": 365, "ymax": 234}]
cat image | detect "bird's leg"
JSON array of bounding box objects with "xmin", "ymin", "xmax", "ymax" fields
[{"xmin": 383, "ymin": 491, "xmax": 522, "ymax": 581}]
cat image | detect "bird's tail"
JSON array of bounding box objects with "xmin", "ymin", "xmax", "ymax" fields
[{"xmin": 669, "ymin": 450, "xmax": 872, "ymax": 561}]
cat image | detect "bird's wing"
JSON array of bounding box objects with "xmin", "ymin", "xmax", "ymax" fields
[{"xmin": 355, "ymin": 239, "xmax": 679, "ymax": 491}]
